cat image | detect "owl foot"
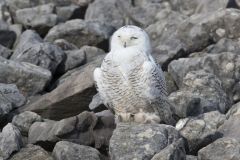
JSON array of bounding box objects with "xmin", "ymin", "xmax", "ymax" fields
[
  {"xmin": 115, "ymin": 112, "xmax": 134, "ymax": 123},
  {"xmin": 134, "ymin": 112, "xmax": 160, "ymax": 124}
]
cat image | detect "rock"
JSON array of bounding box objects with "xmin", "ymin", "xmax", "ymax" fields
[
  {"xmin": 45, "ymin": 19, "xmax": 114, "ymax": 48},
  {"xmin": 0, "ymin": 83, "xmax": 26, "ymax": 123},
  {"xmin": 15, "ymin": 3, "xmax": 57, "ymax": 35},
  {"xmin": 57, "ymin": 49, "xmax": 86, "ymax": 74},
  {"xmin": 155, "ymin": 9, "xmax": 240, "ymax": 68},
  {"xmin": 11, "ymin": 30, "xmax": 64, "ymax": 74},
  {"xmin": 218, "ymin": 102, "xmax": 240, "ymax": 141},
  {"xmin": 12, "ymin": 111, "xmax": 43, "ymax": 136},
  {"xmin": 56, "ymin": 5, "xmax": 82, "ymax": 22},
  {"xmin": 186, "ymin": 155, "xmax": 197, "ymax": 160},
  {"xmin": 168, "ymin": 70, "xmax": 229, "ymax": 118},
  {"xmin": 0, "ymin": 57, "xmax": 52, "ymax": 96},
  {"xmin": 52, "ymin": 141, "xmax": 101, "ymax": 160},
  {"xmin": 10, "ymin": 144, "xmax": 53, "ymax": 160},
  {"xmin": 176, "ymin": 111, "xmax": 226, "ymax": 154},
  {"xmin": 205, "ymin": 38, "xmax": 240, "ymax": 54},
  {"xmin": 28, "ymin": 111, "xmax": 114, "ymax": 151},
  {"xmin": 85, "ymin": 0, "xmax": 125, "ymax": 28},
  {"xmin": 0, "ymin": 123, "xmax": 23, "ymax": 160},
  {"xmin": 22, "ymin": 55, "xmax": 104, "ymax": 119},
  {"xmin": 53, "ymin": 39, "xmax": 78, "ymax": 51},
  {"xmin": 168, "ymin": 52, "xmax": 240, "ymax": 104},
  {"xmin": 150, "ymin": 139, "xmax": 186, "ymax": 160},
  {"xmin": 81, "ymin": 46, "xmax": 105, "ymax": 63},
  {"xmin": 0, "ymin": 28, "xmax": 16, "ymax": 48},
  {"xmin": 0, "ymin": 44, "xmax": 12, "ymax": 58},
  {"xmin": 109, "ymin": 123, "xmax": 184, "ymax": 160},
  {"xmin": 72, "ymin": 0, "xmax": 93, "ymax": 6},
  {"xmin": 198, "ymin": 137, "xmax": 240, "ymax": 160}
]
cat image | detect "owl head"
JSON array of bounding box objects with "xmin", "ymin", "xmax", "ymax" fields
[{"xmin": 110, "ymin": 25, "xmax": 152, "ymax": 53}]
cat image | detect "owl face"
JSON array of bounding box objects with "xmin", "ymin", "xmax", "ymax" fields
[{"xmin": 110, "ymin": 25, "xmax": 151, "ymax": 53}]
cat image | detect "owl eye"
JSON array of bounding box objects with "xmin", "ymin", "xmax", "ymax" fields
[
  {"xmin": 118, "ymin": 35, "xmax": 121, "ymax": 38},
  {"xmin": 130, "ymin": 36, "xmax": 138, "ymax": 40}
]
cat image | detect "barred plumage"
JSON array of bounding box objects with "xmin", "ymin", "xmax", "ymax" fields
[{"xmin": 94, "ymin": 25, "xmax": 174, "ymax": 124}]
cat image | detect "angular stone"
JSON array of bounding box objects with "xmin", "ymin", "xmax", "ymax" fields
[
  {"xmin": 45, "ymin": 19, "xmax": 114, "ymax": 48},
  {"xmin": 0, "ymin": 123, "xmax": 23, "ymax": 160},
  {"xmin": 57, "ymin": 49, "xmax": 86, "ymax": 74},
  {"xmin": 109, "ymin": 123, "xmax": 183, "ymax": 160},
  {"xmin": 11, "ymin": 30, "xmax": 64, "ymax": 74},
  {"xmin": 176, "ymin": 111, "xmax": 225, "ymax": 154},
  {"xmin": 12, "ymin": 111, "xmax": 43, "ymax": 136},
  {"xmin": 28, "ymin": 111, "xmax": 114, "ymax": 150},
  {"xmin": 186, "ymin": 155, "xmax": 197, "ymax": 160},
  {"xmin": 15, "ymin": 4, "xmax": 57, "ymax": 31},
  {"xmin": 168, "ymin": 52, "xmax": 240, "ymax": 104},
  {"xmin": 23, "ymin": 56, "xmax": 103, "ymax": 119},
  {"xmin": 0, "ymin": 83, "xmax": 26, "ymax": 121},
  {"xmin": 0, "ymin": 44, "xmax": 12, "ymax": 58},
  {"xmin": 85, "ymin": 0, "xmax": 125, "ymax": 28},
  {"xmin": 198, "ymin": 137, "xmax": 240, "ymax": 160},
  {"xmin": 169, "ymin": 70, "xmax": 229, "ymax": 118},
  {"xmin": 53, "ymin": 39, "xmax": 78, "ymax": 51},
  {"xmin": 151, "ymin": 139, "xmax": 186, "ymax": 160},
  {"xmin": 10, "ymin": 144, "xmax": 53, "ymax": 160},
  {"xmin": 0, "ymin": 57, "xmax": 52, "ymax": 96},
  {"xmin": 52, "ymin": 141, "xmax": 101, "ymax": 160}
]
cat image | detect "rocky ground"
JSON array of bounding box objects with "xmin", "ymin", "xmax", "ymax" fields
[{"xmin": 0, "ymin": 0, "xmax": 240, "ymax": 159}]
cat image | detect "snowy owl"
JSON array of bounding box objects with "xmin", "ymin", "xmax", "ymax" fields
[{"xmin": 94, "ymin": 25, "xmax": 175, "ymax": 124}]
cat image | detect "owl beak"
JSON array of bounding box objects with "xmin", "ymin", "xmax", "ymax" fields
[{"xmin": 124, "ymin": 42, "xmax": 127, "ymax": 48}]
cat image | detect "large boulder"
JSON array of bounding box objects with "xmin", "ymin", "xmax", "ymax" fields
[
  {"xmin": 12, "ymin": 111, "xmax": 43, "ymax": 136},
  {"xmin": 0, "ymin": 83, "xmax": 26, "ymax": 126},
  {"xmin": 198, "ymin": 137, "xmax": 240, "ymax": 160},
  {"xmin": 0, "ymin": 57, "xmax": 52, "ymax": 96},
  {"xmin": 45, "ymin": 19, "xmax": 114, "ymax": 48},
  {"xmin": 28, "ymin": 111, "xmax": 115, "ymax": 150},
  {"xmin": 0, "ymin": 44, "xmax": 12, "ymax": 58},
  {"xmin": 11, "ymin": 30, "xmax": 64, "ymax": 74},
  {"xmin": 22, "ymin": 56, "xmax": 104, "ymax": 119},
  {"xmin": 52, "ymin": 141, "xmax": 102, "ymax": 160},
  {"xmin": 10, "ymin": 144, "xmax": 53, "ymax": 160},
  {"xmin": 168, "ymin": 70, "xmax": 229, "ymax": 118},
  {"xmin": 168, "ymin": 52, "xmax": 240, "ymax": 104},
  {"xmin": 109, "ymin": 123, "xmax": 185, "ymax": 160},
  {"xmin": 176, "ymin": 111, "xmax": 226, "ymax": 154},
  {"xmin": 0, "ymin": 123, "xmax": 23, "ymax": 160}
]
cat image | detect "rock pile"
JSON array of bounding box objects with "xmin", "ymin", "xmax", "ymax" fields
[{"xmin": 1, "ymin": 0, "xmax": 240, "ymax": 159}]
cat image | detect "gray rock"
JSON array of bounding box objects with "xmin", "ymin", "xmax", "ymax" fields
[
  {"xmin": 176, "ymin": 111, "xmax": 226, "ymax": 154},
  {"xmin": 0, "ymin": 44, "xmax": 12, "ymax": 58},
  {"xmin": 0, "ymin": 123, "xmax": 23, "ymax": 160},
  {"xmin": 0, "ymin": 83, "xmax": 26, "ymax": 119},
  {"xmin": 10, "ymin": 144, "xmax": 53, "ymax": 160},
  {"xmin": 11, "ymin": 30, "xmax": 64, "ymax": 74},
  {"xmin": 85, "ymin": 0, "xmax": 125, "ymax": 28},
  {"xmin": 0, "ymin": 57, "xmax": 52, "ymax": 96},
  {"xmin": 186, "ymin": 155, "xmax": 197, "ymax": 160},
  {"xmin": 169, "ymin": 70, "xmax": 229, "ymax": 118},
  {"xmin": 22, "ymin": 56, "xmax": 103, "ymax": 119},
  {"xmin": 0, "ymin": 26, "xmax": 16, "ymax": 48},
  {"xmin": 155, "ymin": 9, "xmax": 240, "ymax": 68},
  {"xmin": 164, "ymin": 72, "xmax": 178, "ymax": 95},
  {"xmin": 52, "ymin": 141, "xmax": 101, "ymax": 160},
  {"xmin": 218, "ymin": 102, "xmax": 240, "ymax": 141},
  {"xmin": 12, "ymin": 111, "xmax": 43, "ymax": 136},
  {"xmin": 81, "ymin": 45, "xmax": 105, "ymax": 63},
  {"xmin": 57, "ymin": 49, "xmax": 86, "ymax": 74},
  {"xmin": 15, "ymin": 3, "xmax": 57, "ymax": 34},
  {"xmin": 151, "ymin": 139, "xmax": 186, "ymax": 160},
  {"xmin": 28, "ymin": 111, "xmax": 114, "ymax": 150},
  {"xmin": 45, "ymin": 19, "xmax": 114, "ymax": 48},
  {"xmin": 53, "ymin": 39, "xmax": 78, "ymax": 51},
  {"xmin": 72, "ymin": 0, "xmax": 93, "ymax": 6},
  {"xmin": 109, "ymin": 123, "xmax": 184, "ymax": 160},
  {"xmin": 56, "ymin": 5, "xmax": 80, "ymax": 22},
  {"xmin": 205, "ymin": 38, "xmax": 240, "ymax": 54},
  {"xmin": 168, "ymin": 52, "xmax": 240, "ymax": 105},
  {"xmin": 198, "ymin": 137, "xmax": 240, "ymax": 160}
]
